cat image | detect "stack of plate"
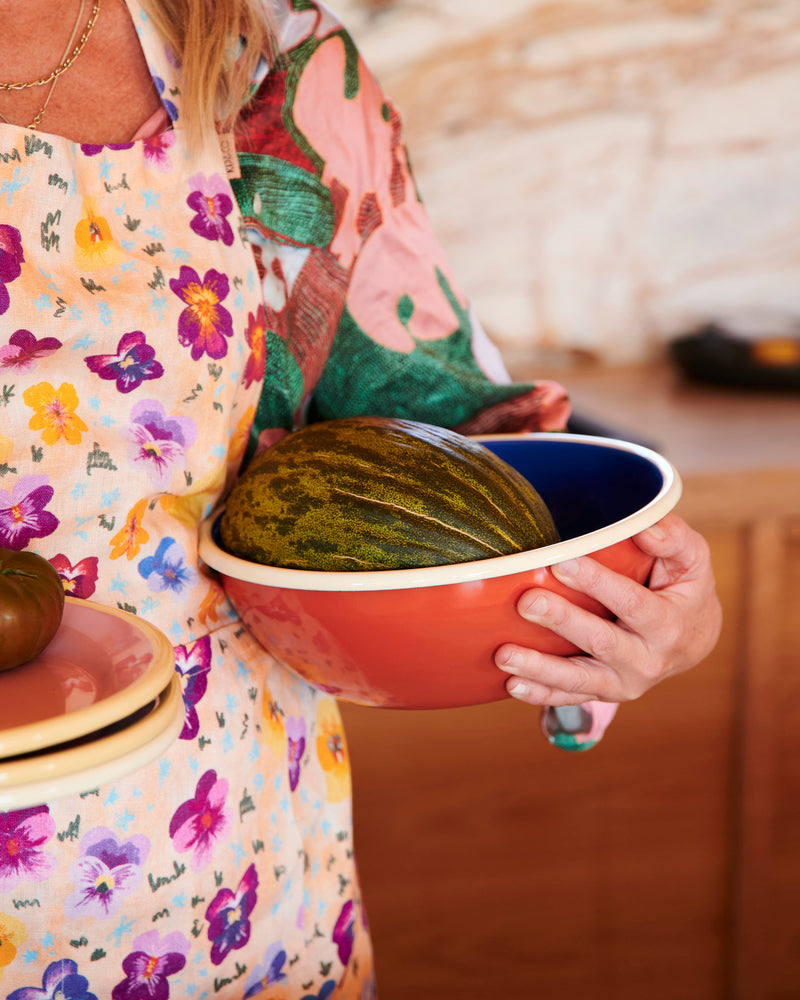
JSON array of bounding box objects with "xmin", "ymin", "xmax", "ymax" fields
[{"xmin": 0, "ymin": 598, "xmax": 181, "ymax": 810}]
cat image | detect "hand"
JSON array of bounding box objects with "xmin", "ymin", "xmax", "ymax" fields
[{"xmin": 495, "ymin": 513, "xmax": 722, "ymax": 707}]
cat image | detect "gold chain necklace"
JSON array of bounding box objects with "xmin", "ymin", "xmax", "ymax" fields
[{"xmin": 0, "ymin": 0, "xmax": 101, "ymax": 93}]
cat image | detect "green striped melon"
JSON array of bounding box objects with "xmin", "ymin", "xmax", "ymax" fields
[{"xmin": 219, "ymin": 417, "xmax": 560, "ymax": 571}]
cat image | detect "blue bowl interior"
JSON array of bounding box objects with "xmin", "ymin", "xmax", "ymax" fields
[{"xmin": 483, "ymin": 437, "xmax": 665, "ymax": 542}]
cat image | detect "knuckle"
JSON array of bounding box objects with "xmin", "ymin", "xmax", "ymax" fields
[
  {"xmin": 640, "ymin": 659, "xmax": 666, "ymax": 688},
  {"xmin": 690, "ymin": 534, "xmax": 714, "ymax": 576},
  {"xmin": 547, "ymin": 600, "xmax": 572, "ymax": 628},
  {"xmin": 682, "ymin": 523, "xmax": 714, "ymax": 572},
  {"xmin": 619, "ymin": 679, "xmax": 648, "ymax": 702},
  {"xmin": 580, "ymin": 559, "xmax": 604, "ymax": 590},
  {"xmin": 661, "ymin": 617, "xmax": 685, "ymax": 654},
  {"xmin": 542, "ymin": 686, "xmax": 562, "ymax": 705},
  {"xmin": 706, "ymin": 594, "xmax": 723, "ymax": 644},
  {"xmin": 617, "ymin": 585, "xmax": 648, "ymax": 622},
  {"xmin": 551, "ymin": 691, "xmax": 586, "ymax": 708},
  {"xmin": 628, "ymin": 656, "xmax": 667, "ymax": 699},
  {"xmin": 590, "ymin": 623, "xmax": 619, "ymax": 662},
  {"xmin": 570, "ymin": 662, "xmax": 594, "ymax": 696},
  {"xmin": 695, "ymin": 529, "xmax": 712, "ymax": 561}
]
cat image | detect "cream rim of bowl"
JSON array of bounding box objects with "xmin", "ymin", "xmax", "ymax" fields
[{"xmin": 199, "ymin": 433, "xmax": 683, "ymax": 593}]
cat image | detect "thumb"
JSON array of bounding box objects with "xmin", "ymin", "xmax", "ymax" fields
[{"xmin": 633, "ymin": 513, "xmax": 710, "ymax": 588}]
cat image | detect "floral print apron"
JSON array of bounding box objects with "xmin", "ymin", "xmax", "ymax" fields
[{"xmin": 0, "ymin": 3, "xmax": 373, "ymax": 997}]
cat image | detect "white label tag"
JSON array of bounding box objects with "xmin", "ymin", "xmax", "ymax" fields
[{"xmin": 218, "ymin": 132, "xmax": 241, "ymax": 179}]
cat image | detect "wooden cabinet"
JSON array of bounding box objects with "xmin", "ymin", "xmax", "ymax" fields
[{"xmin": 339, "ymin": 365, "xmax": 800, "ymax": 999}]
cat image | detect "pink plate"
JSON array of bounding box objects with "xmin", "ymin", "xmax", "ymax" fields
[
  {"xmin": 0, "ymin": 597, "xmax": 175, "ymax": 757},
  {"xmin": 0, "ymin": 675, "xmax": 184, "ymax": 810}
]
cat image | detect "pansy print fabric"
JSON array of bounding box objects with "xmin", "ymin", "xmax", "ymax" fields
[{"xmin": 0, "ymin": 0, "xmax": 573, "ymax": 996}]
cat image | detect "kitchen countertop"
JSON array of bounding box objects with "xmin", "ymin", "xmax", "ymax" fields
[{"xmin": 508, "ymin": 360, "xmax": 800, "ymax": 477}]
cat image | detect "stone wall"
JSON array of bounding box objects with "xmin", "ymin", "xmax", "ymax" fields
[{"xmin": 332, "ymin": 0, "xmax": 800, "ymax": 366}]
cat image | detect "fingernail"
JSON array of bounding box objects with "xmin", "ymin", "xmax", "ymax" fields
[
  {"xmin": 521, "ymin": 593, "xmax": 549, "ymax": 619},
  {"xmin": 496, "ymin": 647, "xmax": 522, "ymax": 670},
  {"xmin": 644, "ymin": 523, "xmax": 665, "ymax": 541},
  {"xmin": 507, "ymin": 679, "xmax": 530, "ymax": 700},
  {"xmin": 553, "ymin": 558, "xmax": 579, "ymax": 579}
]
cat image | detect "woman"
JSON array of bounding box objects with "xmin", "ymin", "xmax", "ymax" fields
[{"xmin": 0, "ymin": 0, "xmax": 720, "ymax": 996}]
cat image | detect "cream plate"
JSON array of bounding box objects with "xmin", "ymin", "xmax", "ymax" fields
[
  {"xmin": 0, "ymin": 597, "xmax": 175, "ymax": 758},
  {"xmin": 0, "ymin": 674, "xmax": 184, "ymax": 809}
]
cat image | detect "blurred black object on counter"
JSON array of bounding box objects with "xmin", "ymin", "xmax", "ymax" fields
[{"xmin": 669, "ymin": 324, "xmax": 800, "ymax": 391}]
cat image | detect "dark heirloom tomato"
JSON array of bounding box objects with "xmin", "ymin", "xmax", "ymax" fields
[{"xmin": 0, "ymin": 547, "xmax": 66, "ymax": 672}]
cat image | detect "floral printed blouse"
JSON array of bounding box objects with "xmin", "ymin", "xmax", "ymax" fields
[{"xmin": 0, "ymin": 1, "xmax": 583, "ymax": 997}]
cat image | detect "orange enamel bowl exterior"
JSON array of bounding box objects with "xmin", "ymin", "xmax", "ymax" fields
[{"xmin": 198, "ymin": 433, "xmax": 682, "ymax": 709}]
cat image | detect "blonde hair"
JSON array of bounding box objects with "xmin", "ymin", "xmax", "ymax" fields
[{"xmin": 139, "ymin": 0, "xmax": 276, "ymax": 145}]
